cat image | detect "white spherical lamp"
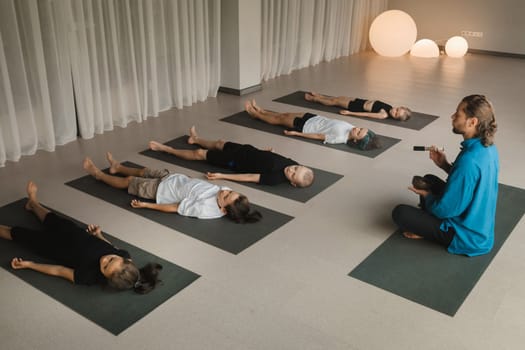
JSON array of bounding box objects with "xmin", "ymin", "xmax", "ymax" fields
[
  {"xmin": 445, "ymin": 36, "xmax": 468, "ymax": 57},
  {"xmin": 410, "ymin": 39, "xmax": 440, "ymax": 58},
  {"xmin": 369, "ymin": 10, "xmax": 417, "ymax": 57}
]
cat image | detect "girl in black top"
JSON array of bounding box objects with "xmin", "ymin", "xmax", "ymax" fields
[
  {"xmin": 305, "ymin": 92, "xmax": 412, "ymax": 121},
  {"xmin": 0, "ymin": 181, "xmax": 162, "ymax": 294}
]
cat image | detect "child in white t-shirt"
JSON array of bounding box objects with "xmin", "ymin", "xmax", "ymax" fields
[
  {"xmin": 83, "ymin": 153, "xmax": 261, "ymax": 223},
  {"xmin": 245, "ymin": 100, "xmax": 380, "ymax": 151}
]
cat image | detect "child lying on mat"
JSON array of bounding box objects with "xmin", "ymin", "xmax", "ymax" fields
[
  {"xmin": 244, "ymin": 100, "xmax": 381, "ymax": 151},
  {"xmin": 83, "ymin": 153, "xmax": 261, "ymax": 223},
  {"xmin": 0, "ymin": 181, "xmax": 162, "ymax": 293},
  {"xmin": 148, "ymin": 126, "xmax": 314, "ymax": 188},
  {"xmin": 305, "ymin": 92, "xmax": 412, "ymax": 121}
]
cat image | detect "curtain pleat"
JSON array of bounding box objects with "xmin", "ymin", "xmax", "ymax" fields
[{"xmin": 261, "ymin": 0, "xmax": 388, "ymax": 81}]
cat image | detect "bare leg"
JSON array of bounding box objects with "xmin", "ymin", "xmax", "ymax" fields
[
  {"xmin": 149, "ymin": 141, "xmax": 207, "ymax": 161},
  {"xmin": 244, "ymin": 100, "xmax": 302, "ymax": 129},
  {"xmin": 187, "ymin": 126, "xmax": 225, "ymax": 150},
  {"xmin": 24, "ymin": 181, "xmax": 51, "ymax": 223},
  {"xmin": 106, "ymin": 152, "xmax": 145, "ymax": 177},
  {"xmin": 83, "ymin": 157, "xmax": 132, "ymax": 189},
  {"xmin": 305, "ymin": 92, "xmax": 352, "ymax": 109},
  {"xmin": 0, "ymin": 225, "xmax": 13, "ymax": 240}
]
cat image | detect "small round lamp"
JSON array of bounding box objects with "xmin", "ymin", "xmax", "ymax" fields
[
  {"xmin": 410, "ymin": 39, "xmax": 440, "ymax": 58},
  {"xmin": 445, "ymin": 36, "xmax": 468, "ymax": 57}
]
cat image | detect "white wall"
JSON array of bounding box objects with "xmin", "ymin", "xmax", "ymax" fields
[{"xmin": 389, "ymin": 0, "xmax": 525, "ymax": 55}]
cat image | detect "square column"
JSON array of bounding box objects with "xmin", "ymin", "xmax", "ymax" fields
[{"xmin": 220, "ymin": 0, "xmax": 262, "ymax": 95}]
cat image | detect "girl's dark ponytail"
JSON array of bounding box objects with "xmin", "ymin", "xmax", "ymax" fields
[
  {"xmin": 225, "ymin": 195, "xmax": 262, "ymax": 224},
  {"xmin": 133, "ymin": 263, "xmax": 163, "ymax": 294}
]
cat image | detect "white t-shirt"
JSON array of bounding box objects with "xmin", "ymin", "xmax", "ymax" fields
[
  {"xmin": 156, "ymin": 174, "xmax": 230, "ymax": 219},
  {"xmin": 303, "ymin": 115, "xmax": 354, "ymax": 144}
]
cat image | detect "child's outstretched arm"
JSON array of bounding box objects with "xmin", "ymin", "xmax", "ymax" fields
[
  {"xmin": 339, "ymin": 109, "xmax": 388, "ymax": 119},
  {"xmin": 206, "ymin": 172, "xmax": 261, "ymax": 183},
  {"xmin": 131, "ymin": 199, "xmax": 180, "ymax": 213},
  {"xmin": 11, "ymin": 257, "xmax": 74, "ymax": 283},
  {"xmin": 284, "ymin": 130, "xmax": 326, "ymax": 141}
]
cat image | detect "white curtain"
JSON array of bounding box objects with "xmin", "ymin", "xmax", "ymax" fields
[
  {"xmin": 261, "ymin": 0, "xmax": 387, "ymax": 81},
  {"xmin": 0, "ymin": 0, "xmax": 221, "ymax": 167},
  {"xmin": 0, "ymin": 0, "xmax": 76, "ymax": 167}
]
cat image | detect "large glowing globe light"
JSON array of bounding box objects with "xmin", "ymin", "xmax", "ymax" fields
[
  {"xmin": 369, "ymin": 10, "xmax": 417, "ymax": 57},
  {"xmin": 445, "ymin": 36, "xmax": 468, "ymax": 57},
  {"xmin": 410, "ymin": 39, "xmax": 439, "ymax": 58}
]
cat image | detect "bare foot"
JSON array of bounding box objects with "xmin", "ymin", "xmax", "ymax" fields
[
  {"xmin": 304, "ymin": 92, "xmax": 320, "ymax": 101},
  {"xmin": 24, "ymin": 181, "xmax": 38, "ymax": 211},
  {"xmin": 403, "ymin": 232, "xmax": 424, "ymax": 240},
  {"xmin": 251, "ymin": 99, "xmax": 262, "ymax": 112},
  {"xmin": 245, "ymin": 102, "xmax": 256, "ymax": 118},
  {"xmin": 26, "ymin": 181, "xmax": 38, "ymax": 201},
  {"xmin": 244, "ymin": 100, "xmax": 253, "ymax": 113},
  {"xmin": 188, "ymin": 126, "xmax": 198, "ymax": 144},
  {"xmin": 149, "ymin": 141, "xmax": 168, "ymax": 152},
  {"xmin": 83, "ymin": 157, "xmax": 102, "ymax": 179},
  {"xmin": 106, "ymin": 152, "xmax": 120, "ymax": 174}
]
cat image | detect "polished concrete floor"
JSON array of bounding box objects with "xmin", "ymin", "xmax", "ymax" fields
[{"xmin": 1, "ymin": 51, "xmax": 524, "ymax": 350}]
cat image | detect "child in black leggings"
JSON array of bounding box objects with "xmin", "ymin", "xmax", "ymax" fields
[{"xmin": 0, "ymin": 181, "xmax": 162, "ymax": 293}]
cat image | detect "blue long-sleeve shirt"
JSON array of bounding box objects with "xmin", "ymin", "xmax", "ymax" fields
[{"xmin": 424, "ymin": 138, "xmax": 499, "ymax": 256}]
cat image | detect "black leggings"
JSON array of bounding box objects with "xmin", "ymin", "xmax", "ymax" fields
[
  {"xmin": 391, "ymin": 174, "xmax": 455, "ymax": 247},
  {"xmin": 205, "ymin": 142, "xmax": 258, "ymax": 170},
  {"xmin": 392, "ymin": 204, "xmax": 455, "ymax": 246},
  {"xmin": 10, "ymin": 213, "xmax": 81, "ymax": 258}
]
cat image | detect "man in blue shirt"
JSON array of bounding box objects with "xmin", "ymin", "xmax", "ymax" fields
[{"xmin": 392, "ymin": 95, "xmax": 499, "ymax": 256}]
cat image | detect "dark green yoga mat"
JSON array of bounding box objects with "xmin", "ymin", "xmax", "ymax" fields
[
  {"xmin": 139, "ymin": 136, "xmax": 344, "ymax": 203},
  {"xmin": 273, "ymin": 91, "xmax": 439, "ymax": 130},
  {"xmin": 66, "ymin": 162, "xmax": 294, "ymax": 255},
  {"xmin": 0, "ymin": 199, "xmax": 200, "ymax": 335},
  {"xmin": 349, "ymin": 183, "xmax": 525, "ymax": 316},
  {"xmin": 220, "ymin": 111, "xmax": 401, "ymax": 158}
]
